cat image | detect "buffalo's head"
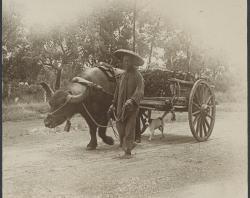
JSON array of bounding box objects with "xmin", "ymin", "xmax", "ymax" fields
[{"xmin": 41, "ymin": 82, "xmax": 88, "ymax": 128}]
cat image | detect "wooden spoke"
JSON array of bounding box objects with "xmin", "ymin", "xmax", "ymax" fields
[
  {"xmin": 205, "ymin": 112, "xmax": 214, "ymax": 120},
  {"xmin": 200, "ymin": 116, "xmax": 203, "ymax": 138},
  {"xmin": 196, "ymin": 86, "xmax": 202, "ymax": 103},
  {"xmin": 207, "ymin": 104, "xmax": 214, "ymax": 108},
  {"xmin": 198, "ymin": 116, "xmax": 201, "ymax": 137},
  {"xmin": 202, "ymin": 116, "xmax": 208, "ymax": 136},
  {"xmin": 199, "ymin": 84, "xmax": 205, "ymax": 104},
  {"xmin": 205, "ymin": 95, "xmax": 212, "ymax": 105},
  {"xmin": 192, "ymin": 110, "xmax": 200, "ymax": 116},
  {"xmin": 203, "ymin": 86, "xmax": 208, "ymax": 101},
  {"xmin": 204, "ymin": 117, "xmax": 210, "ymax": 129},
  {"xmin": 188, "ymin": 79, "xmax": 216, "ymax": 142},
  {"xmin": 195, "ymin": 116, "xmax": 201, "ymax": 135},
  {"xmin": 202, "ymin": 85, "xmax": 208, "ymax": 104},
  {"xmin": 201, "ymin": 84, "xmax": 206, "ymax": 104},
  {"xmin": 194, "ymin": 91, "xmax": 201, "ymax": 105},
  {"xmin": 193, "ymin": 114, "xmax": 200, "ymax": 127},
  {"xmin": 193, "ymin": 102, "xmax": 200, "ymax": 110}
]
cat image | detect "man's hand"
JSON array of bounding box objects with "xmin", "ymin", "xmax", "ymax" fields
[
  {"xmin": 124, "ymin": 99, "xmax": 135, "ymax": 110},
  {"xmin": 107, "ymin": 104, "xmax": 115, "ymax": 118}
]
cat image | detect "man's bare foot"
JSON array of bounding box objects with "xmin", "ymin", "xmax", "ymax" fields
[
  {"xmin": 119, "ymin": 153, "xmax": 132, "ymax": 159},
  {"xmin": 135, "ymin": 139, "xmax": 141, "ymax": 143},
  {"xmin": 131, "ymin": 142, "xmax": 137, "ymax": 150}
]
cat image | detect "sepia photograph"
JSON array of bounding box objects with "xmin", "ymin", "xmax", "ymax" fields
[{"xmin": 2, "ymin": 0, "xmax": 247, "ymax": 197}]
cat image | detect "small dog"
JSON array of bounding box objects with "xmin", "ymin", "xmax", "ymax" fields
[{"xmin": 147, "ymin": 110, "xmax": 175, "ymax": 141}]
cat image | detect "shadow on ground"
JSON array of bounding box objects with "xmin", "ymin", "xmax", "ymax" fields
[{"xmin": 141, "ymin": 133, "xmax": 197, "ymax": 145}]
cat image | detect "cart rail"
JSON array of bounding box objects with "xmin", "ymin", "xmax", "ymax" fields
[{"xmin": 138, "ymin": 79, "xmax": 216, "ymax": 142}]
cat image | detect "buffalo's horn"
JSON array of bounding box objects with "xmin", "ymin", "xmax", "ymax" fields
[
  {"xmin": 72, "ymin": 77, "xmax": 104, "ymax": 92},
  {"xmin": 72, "ymin": 77, "xmax": 93, "ymax": 87},
  {"xmin": 40, "ymin": 82, "xmax": 54, "ymax": 99},
  {"xmin": 66, "ymin": 89, "xmax": 88, "ymax": 103}
]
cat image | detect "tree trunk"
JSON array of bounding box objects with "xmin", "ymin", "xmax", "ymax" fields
[
  {"xmin": 43, "ymin": 90, "xmax": 47, "ymax": 102},
  {"xmin": 54, "ymin": 67, "xmax": 62, "ymax": 90},
  {"xmin": 7, "ymin": 83, "xmax": 12, "ymax": 99},
  {"xmin": 148, "ymin": 43, "xmax": 153, "ymax": 65},
  {"xmin": 132, "ymin": 0, "xmax": 136, "ymax": 52},
  {"xmin": 170, "ymin": 56, "xmax": 174, "ymax": 69},
  {"xmin": 186, "ymin": 46, "xmax": 192, "ymax": 72},
  {"xmin": 148, "ymin": 17, "xmax": 160, "ymax": 65}
]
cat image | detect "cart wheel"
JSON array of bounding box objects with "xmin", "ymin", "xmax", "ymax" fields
[
  {"xmin": 139, "ymin": 109, "xmax": 151, "ymax": 134},
  {"xmin": 188, "ymin": 79, "xmax": 216, "ymax": 141}
]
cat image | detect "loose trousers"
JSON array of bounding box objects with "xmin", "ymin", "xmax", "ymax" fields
[{"xmin": 116, "ymin": 109, "xmax": 139, "ymax": 152}]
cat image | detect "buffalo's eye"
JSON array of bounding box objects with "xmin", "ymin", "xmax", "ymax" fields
[
  {"xmin": 50, "ymin": 106, "xmax": 56, "ymax": 112},
  {"xmin": 49, "ymin": 99, "xmax": 54, "ymax": 107},
  {"xmin": 47, "ymin": 114, "xmax": 53, "ymax": 119},
  {"xmin": 50, "ymin": 103, "xmax": 60, "ymax": 112}
]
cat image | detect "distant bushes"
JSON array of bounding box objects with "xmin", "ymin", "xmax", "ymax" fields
[
  {"xmin": 2, "ymin": 102, "xmax": 49, "ymax": 122},
  {"xmin": 3, "ymin": 82, "xmax": 45, "ymax": 104}
]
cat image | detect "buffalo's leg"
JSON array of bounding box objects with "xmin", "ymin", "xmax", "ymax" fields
[
  {"xmin": 98, "ymin": 118, "xmax": 114, "ymax": 145},
  {"xmin": 83, "ymin": 115, "xmax": 98, "ymax": 150},
  {"xmin": 86, "ymin": 124, "xmax": 98, "ymax": 150},
  {"xmin": 80, "ymin": 109, "xmax": 98, "ymax": 150}
]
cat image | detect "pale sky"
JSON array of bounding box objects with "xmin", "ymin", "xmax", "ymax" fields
[
  {"xmin": 151, "ymin": 0, "xmax": 247, "ymax": 72},
  {"xmin": 4, "ymin": 0, "xmax": 247, "ymax": 76}
]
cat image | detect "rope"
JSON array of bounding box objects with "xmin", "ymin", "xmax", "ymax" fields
[
  {"xmin": 49, "ymin": 98, "xmax": 70, "ymax": 116},
  {"xmin": 80, "ymin": 102, "xmax": 134, "ymax": 139},
  {"xmin": 81, "ymin": 103, "xmax": 120, "ymax": 138}
]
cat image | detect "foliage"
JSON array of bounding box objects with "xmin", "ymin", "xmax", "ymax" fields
[
  {"xmin": 141, "ymin": 69, "xmax": 195, "ymax": 97},
  {"xmin": 2, "ymin": 82, "xmax": 45, "ymax": 103},
  {"xmin": 3, "ymin": 102, "xmax": 49, "ymax": 122},
  {"xmin": 2, "ymin": 0, "xmax": 233, "ymax": 101}
]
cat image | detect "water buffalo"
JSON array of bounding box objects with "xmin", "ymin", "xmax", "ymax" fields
[{"xmin": 41, "ymin": 63, "xmax": 124, "ymax": 150}]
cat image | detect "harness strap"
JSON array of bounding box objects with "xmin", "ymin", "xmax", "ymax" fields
[
  {"xmin": 96, "ymin": 63, "xmax": 123, "ymax": 82},
  {"xmin": 81, "ymin": 103, "xmax": 119, "ymax": 138},
  {"xmin": 49, "ymin": 97, "xmax": 71, "ymax": 116},
  {"xmin": 97, "ymin": 66, "xmax": 116, "ymax": 82}
]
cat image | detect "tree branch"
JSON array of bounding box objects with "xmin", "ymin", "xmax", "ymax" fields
[
  {"xmin": 39, "ymin": 59, "xmax": 58, "ymax": 70},
  {"xmin": 59, "ymin": 42, "xmax": 66, "ymax": 55}
]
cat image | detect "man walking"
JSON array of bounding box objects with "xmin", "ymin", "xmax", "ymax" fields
[{"xmin": 109, "ymin": 49, "xmax": 144, "ymax": 158}]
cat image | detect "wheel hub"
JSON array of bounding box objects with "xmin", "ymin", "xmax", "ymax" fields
[{"xmin": 201, "ymin": 104, "xmax": 208, "ymax": 111}]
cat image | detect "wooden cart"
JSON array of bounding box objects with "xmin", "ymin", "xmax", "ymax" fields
[{"xmin": 139, "ymin": 77, "xmax": 216, "ymax": 142}]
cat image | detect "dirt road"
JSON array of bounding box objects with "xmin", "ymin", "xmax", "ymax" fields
[{"xmin": 3, "ymin": 105, "xmax": 247, "ymax": 198}]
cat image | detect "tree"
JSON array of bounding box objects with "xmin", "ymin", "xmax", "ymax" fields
[
  {"xmin": 2, "ymin": 0, "xmax": 233, "ymax": 101},
  {"xmin": 2, "ymin": 2, "xmax": 37, "ymax": 98}
]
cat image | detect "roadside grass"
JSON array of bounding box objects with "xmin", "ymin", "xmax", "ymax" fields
[
  {"xmin": 2, "ymin": 90, "xmax": 246, "ymax": 122},
  {"xmin": 215, "ymin": 87, "xmax": 246, "ymax": 112},
  {"xmin": 2, "ymin": 102, "xmax": 49, "ymax": 122}
]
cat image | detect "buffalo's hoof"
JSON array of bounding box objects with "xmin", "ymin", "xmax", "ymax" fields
[
  {"xmin": 103, "ymin": 136, "xmax": 114, "ymax": 145},
  {"xmin": 86, "ymin": 146, "xmax": 97, "ymax": 150},
  {"xmin": 86, "ymin": 143, "xmax": 97, "ymax": 150}
]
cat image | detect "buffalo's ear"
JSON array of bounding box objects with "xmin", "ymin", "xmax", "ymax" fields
[{"xmin": 40, "ymin": 82, "xmax": 54, "ymax": 100}]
